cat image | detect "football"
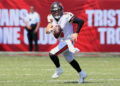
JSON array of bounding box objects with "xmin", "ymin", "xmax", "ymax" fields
[{"xmin": 53, "ymin": 25, "xmax": 62, "ymax": 38}]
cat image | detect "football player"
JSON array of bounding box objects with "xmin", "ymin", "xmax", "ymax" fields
[{"xmin": 46, "ymin": 1, "xmax": 87, "ymax": 83}]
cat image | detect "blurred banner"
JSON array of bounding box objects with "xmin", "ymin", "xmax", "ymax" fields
[{"xmin": 0, "ymin": 0, "xmax": 120, "ymax": 52}]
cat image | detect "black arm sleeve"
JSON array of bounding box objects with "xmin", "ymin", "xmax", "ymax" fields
[{"xmin": 72, "ymin": 17, "xmax": 84, "ymax": 33}]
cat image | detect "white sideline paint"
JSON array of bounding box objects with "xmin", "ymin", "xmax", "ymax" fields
[
  {"xmin": 0, "ymin": 52, "xmax": 120, "ymax": 57},
  {"xmin": 0, "ymin": 78, "xmax": 120, "ymax": 83}
]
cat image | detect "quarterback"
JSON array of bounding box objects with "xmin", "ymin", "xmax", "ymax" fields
[{"xmin": 46, "ymin": 2, "xmax": 87, "ymax": 83}]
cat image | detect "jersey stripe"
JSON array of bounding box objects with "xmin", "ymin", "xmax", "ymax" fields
[{"xmin": 55, "ymin": 45, "xmax": 68, "ymax": 56}]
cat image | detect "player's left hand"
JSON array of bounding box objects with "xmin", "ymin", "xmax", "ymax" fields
[{"xmin": 70, "ymin": 33, "xmax": 78, "ymax": 40}]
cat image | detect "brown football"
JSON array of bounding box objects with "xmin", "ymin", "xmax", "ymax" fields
[{"xmin": 53, "ymin": 25, "xmax": 62, "ymax": 38}]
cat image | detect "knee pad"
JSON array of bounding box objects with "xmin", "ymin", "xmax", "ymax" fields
[
  {"xmin": 63, "ymin": 53, "xmax": 74, "ymax": 63},
  {"xmin": 66, "ymin": 57, "xmax": 74, "ymax": 63}
]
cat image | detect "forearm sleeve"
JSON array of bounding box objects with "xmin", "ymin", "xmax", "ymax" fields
[{"xmin": 72, "ymin": 17, "xmax": 84, "ymax": 33}]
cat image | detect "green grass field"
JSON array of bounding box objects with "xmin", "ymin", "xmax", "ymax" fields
[{"xmin": 0, "ymin": 53, "xmax": 120, "ymax": 86}]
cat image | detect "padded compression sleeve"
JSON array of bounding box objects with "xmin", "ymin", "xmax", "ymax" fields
[{"xmin": 72, "ymin": 17, "xmax": 84, "ymax": 33}]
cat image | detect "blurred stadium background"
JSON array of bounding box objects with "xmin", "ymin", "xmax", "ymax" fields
[{"xmin": 0, "ymin": 0, "xmax": 120, "ymax": 86}]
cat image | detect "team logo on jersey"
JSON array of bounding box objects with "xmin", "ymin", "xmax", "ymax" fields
[{"xmin": 50, "ymin": 19, "xmax": 53, "ymax": 22}]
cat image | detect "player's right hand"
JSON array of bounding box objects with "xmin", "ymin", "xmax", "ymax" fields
[{"xmin": 46, "ymin": 23, "xmax": 53, "ymax": 34}]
